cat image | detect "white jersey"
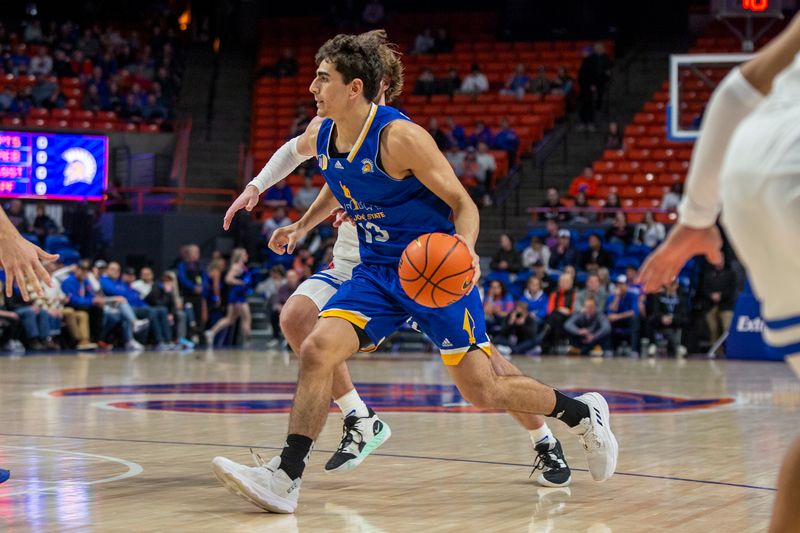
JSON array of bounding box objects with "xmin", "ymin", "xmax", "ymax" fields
[
  {"xmin": 331, "ymin": 222, "xmax": 361, "ymax": 269},
  {"xmin": 719, "ymin": 52, "xmax": 800, "ymax": 355}
]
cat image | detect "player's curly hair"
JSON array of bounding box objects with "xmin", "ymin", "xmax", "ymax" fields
[
  {"xmin": 357, "ymin": 29, "xmax": 404, "ymax": 103},
  {"xmin": 315, "ymin": 33, "xmax": 384, "ymax": 103}
]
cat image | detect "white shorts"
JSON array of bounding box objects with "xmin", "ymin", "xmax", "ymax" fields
[
  {"xmin": 721, "ymin": 105, "xmax": 800, "ymax": 355},
  {"xmin": 289, "ymin": 262, "xmax": 356, "ymax": 311}
]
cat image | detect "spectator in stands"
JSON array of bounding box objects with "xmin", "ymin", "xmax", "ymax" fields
[
  {"xmin": 606, "ymin": 275, "xmax": 640, "ymax": 356},
  {"xmin": 496, "ymin": 300, "xmax": 540, "ymax": 355},
  {"xmin": 634, "ymin": 211, "xmax": 666, "ymax": 248},
  {"xmin": 483, "ymin": 279, "xmax": 514, "ymax": 336},
  {"xmin": 493, "ymin": 118, "xmax": 520, "ymax": 161},
  {"xmin": 5, "ymin": 200, "xmax": 26, "ymax": 232},
  {"xmin": 256, "ymin": 264, "xmax": 285, "ymax": 303},
  {"xmin": 476, "ymin": 142, "xmax": 496, "ymax": 187},
  {"xmin": 521, "ymin": 276, "xmax": 549, "ymax": 321},
  {"xmin": 288, "ymin": 105, "xmax": 311, "ymax": 138},
  {"xmin": 119, "ymin": 93, "xmax": 143, "ymax": 121},
  {"xmin": 31, "ymin": 74, "xmax": 57, "ymax": 106},
  {"xmin": 141, "ymin": 93, "xmax": 168, "ymax": 121},
  {"xmin": 544, "ymin": 219, "xmax": 560, "ymax": 248},
  {"xmin": 445, "ymin": 116, "xmax": 467, "ymax": 149},
  {"xmin": 468, "ymin": 120, "xmax": 493, "ymax": 148},
  {"xmin": 531, "ymin": 260, "xmax": 552, "ymax": 293},
  {"xmin": 413, "ymin": 67, "xmax": 437, "ymax": 96},
  {"xmin": 549, "ymin": 229, "xmax": 578, "ymax": 272},
  {"xmin": 580, "ymin": 234, "xmax": 613, "ymax": 272},
  {"xmin": 458, "ymin": 148, "xmax": 487, "ymax": 204},
  {"xmin": 571, "ymin": 191, "xmax": 594, "ymax": 223},
  {"xmin": 541, "ymin": 273, "xmax": 576, "ymax": 351},
  {"xmin": 361, "ymin": 0, "xmax": 385, "ymax": 26},
  {"xmin": 31, "ymin": 202, "xmax": 58, "ymax": 244},
  {"xmin": 490, "ymin": 233, "xmax": 522, "ymax": 274},
  {"xmin": 412, "ymin": 28, "xmax": 435, "ymax": 55},
  {"xmin": 605, "ymin": 121, "xmax": 623, "ymax": 150},
  {"xmin": 601, "ymin": 191, "xmax": 621, "ymax": 223},
  {"xmin": 702, "ymin": 257, "xmax": 737, "ymax": 347},
  {"xmin": 577, "ymin": 270, "xmax": 607, "ymax": 306},
  {"xmin": 501, "ymin": 63, "xmax": 530, "ymax": 98},
  {"xmin": 606, "ymin": 211, "xmax": 633, "ymax": 246},
  {"xmin": 646, "ymin": 279, "xmax": 688, "ymax": 358},
  {"xmin": 539, "ymin": 187, "xmax": 568, "ymax": 222},
  {"xmin": 7, "ymin": 286, "xmax": 59, "ymax": 350},
  {"xmin": 427, "ymin": 117, "xmax": 449, "ymax": 150},
  {"xmin": 263, "ymin": 180, "xmax": 293, "ymax": 207},
  {"xmin": 23, "ymin": 20, "xmax": 44, "ymax": 43},
  {"xmin": 83, "ymin": 84, "xmax": 103, "ymax": 111},
  {"xmin": 576, "ymin": 46, "xmax": 597, "ymax": 132},
  {"xmin": 293, "ymin": 176, "xmax": 320, "ymax": 214},
  {"xmin": 552, "ymin": 66, "xmax": 574, "ymax": 105},
  {"xmin": 433, "ymin": 28, "xmax": 453, "ymax": 53},
  {"xmin": 259, "ymin": 48, "xmax": 298, "ymax": 78},
  {"xmin": 445, "ymin": 144, "xmax": 465, "ymax": 175},
  {"xmin": 102, "ymin": 262, "xmax": 171, "ymax": 350},
  {"xmin": 29, "ymin": 47, "xmax": 52, "ymax": 76},
  {"xmin": 0, "ymin": 291, "xmax": 23, "ymax": 353},
  {"xmin": 565, "ymin": 297, "xmax": 611, "ymax": 356},
  {"xmin": 437, "ymin": 69, "xmax": 461, "ymax": 96},
  {"xmin": 568, "ymin": 165, "xmax": 598, "ymax": 198},
  {"xmin": 262, "ymin": 207, "xmax": 292, "ymax": 241},
  {"xmin": 529, "ymin": 66, "xmax": 552, "ymax": 95},
  {"xmin": 590, "ymin": 42, "xmax": 613, "ymax": 111},
  {"xmin": 661, "ymin": 182, "xmax": 683, "ymax": 212},
  {"xmin": 177, "ymin": 244, "xmax": 209, "ymax": 341},
  {"xmin": 0, "ymin": 87, "xmax": 15, "ymax": 112},
  {"xmin": 460, "ymin": 64, "xmax": 489, "ymax": 95},
  {"xmin": 522, "ymin": 236, "xmax": 550, "ymax": 269}
]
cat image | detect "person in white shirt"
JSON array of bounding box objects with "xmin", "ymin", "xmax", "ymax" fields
[
  {"xmin": 634, "ymin": 211, "xmax": 666, "ymax": 248},
  {"xmin": 292, "ymin": 176, "xmax": 321, "ymax": 213},
  {"xmin": 522, "ymin": 236, "xmax": 551, "ymax": 269},
  {"xmin": 29, "ymin": 48, "xmax": 53, "ymax": 76},
  {"xmin": 638, "ymin": 14, "xmax": 800, "ymax": 532},
  {"xmin": 460, "ymin": 64, "xmax": 489, "ymax": 94}
]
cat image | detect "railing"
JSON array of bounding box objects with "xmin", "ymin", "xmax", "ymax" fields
[
  {"xmin": 110, "ymin": 186, "xmax": 238, "ymax": 213},
  {"xmin": 528, "ymin": 206, "xmax": 678, "ymax": 223}
]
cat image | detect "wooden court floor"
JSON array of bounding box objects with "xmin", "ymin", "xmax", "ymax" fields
[{"xmin": 1, "ymin": 349, "xmax": 798, "ymax": 532}]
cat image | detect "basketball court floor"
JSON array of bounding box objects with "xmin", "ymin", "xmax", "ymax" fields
[{"xmin": 0, "ymin": 348, "xmax": 797, "ymax": 532}]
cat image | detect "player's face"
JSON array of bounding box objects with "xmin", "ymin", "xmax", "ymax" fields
[{"xmin": 310, "ymin": 60, "xmax": 350, "ymax": 118}]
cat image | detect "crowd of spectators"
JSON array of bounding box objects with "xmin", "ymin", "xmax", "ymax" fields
[{"xmin": 0, "ymin": 17, "xmax": 183, "ymax": 128}]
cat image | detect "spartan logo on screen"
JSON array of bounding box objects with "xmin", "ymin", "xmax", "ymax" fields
[{"xmin": 0, "ymin": 131, "xmax": 107, "ymax": 201}]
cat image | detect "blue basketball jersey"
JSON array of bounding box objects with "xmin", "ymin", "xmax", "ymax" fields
[{"xmin": 316, "ymin": 103, "xmax": 455, "ymax": 265}]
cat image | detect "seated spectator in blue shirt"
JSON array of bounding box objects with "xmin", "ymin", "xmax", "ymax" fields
[
  {"xmin": 468, "ymin": 120, "xmax": 493, "ymax": 148},
  {"xmin": 483, "ymin": 280, "xmax": 514, "ymax": 337},
  {"xmin": 646, "ymin": 279, "xmax": 688, "ymax": 358},
  {"xmin": 521, "ymin": 276, "xmax": 549, "ymax": 322},
  {"xmin": 605, "ymin": 275, "xmax": 641, "ymax": 355},
  {"xmin": 548, "ymin": 229, "xmax": 578, "ymax": 271},
  {"xmin": 493, "ymin": 118, "xmax": 520, "ymax": 160},
  {"xmin": 500, "ymin": 63, "xmax": 530, "ymax": 98},
  {"xmin": 565, "ymin": 297, "xmax": 611, "ymax": 355},
  {"xmin": 264, "ymin": 180, "xmax": 293, "ymax": 207},
  {"xmin": 445, "ymin": 117, "xmax": 467, "ymax": 150}
]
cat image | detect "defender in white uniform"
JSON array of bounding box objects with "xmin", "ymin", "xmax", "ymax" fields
[{"xmin": 639, "ymin": 14, "xmax": 800, "ymax": 531}]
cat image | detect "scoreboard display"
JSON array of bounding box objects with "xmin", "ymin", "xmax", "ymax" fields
[{"xmin": 0, "ymin": 130, "xmax": 108, "ymax": 201}]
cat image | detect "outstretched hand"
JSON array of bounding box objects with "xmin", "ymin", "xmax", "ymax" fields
[
  {"xmin": 223, "ymin": 185, "xmax": 260, "ymax": 231},
  {"xmin": 0, "ymin": 233, "xmax": 58, "ymax": 300},
  {"xmin": 638, "ymin": 224, "xmax": 723, "ymax": 293},
  {"xmin": 268, "ymin": 223, "xmax": 306, "ymax": 255}
]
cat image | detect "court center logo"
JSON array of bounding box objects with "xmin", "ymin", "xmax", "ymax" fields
[{"xmin": 45, "ymin": 382, "xmax": 735, "ymax": 415}]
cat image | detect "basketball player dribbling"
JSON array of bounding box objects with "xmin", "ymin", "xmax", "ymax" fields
[
  {"xmin": 223, "ymin": 30, "xmax": 573, "ymax": 487},
  {"xmin": 213, "ymin": 32, "xmax": 617, "ymax": 514},
  {"xmin": 0, "ymin": 205, "xmax": 59, "ymax": 484},
  {"xmin": 638, "ymin": 13, "xmax": 800, "ymax": 533}
]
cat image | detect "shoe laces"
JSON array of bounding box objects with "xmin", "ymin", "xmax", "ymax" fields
[
  {"xmin": 530, "ymin": 446, "xmax": 562, "ymax": 478},
  {"xmin": 249, "ymin": 448, "xmax": 270, "ymax": 470},
  {"xmin": 578, "ymin": 426, "xmax": 602, "ymax": 453},
  {"xmin": 335, "ymin": 416, "xmax": 365, "ymax": 453}
]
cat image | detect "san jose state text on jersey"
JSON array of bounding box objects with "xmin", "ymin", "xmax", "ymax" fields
[{"xmin": 316, "ymin": 103, "xmax": 455, "ymax": 265}]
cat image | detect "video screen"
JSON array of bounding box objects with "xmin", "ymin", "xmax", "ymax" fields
[{"xmin": 0, "ymin": 130, "xmax": 108, "ymax": 201}]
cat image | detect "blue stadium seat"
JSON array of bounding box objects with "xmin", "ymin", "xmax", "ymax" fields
[
  {"xmin": 485, "ymin": 270, "xmax": 512, "ymax": 288},
  {"xmin": 57, "ymin": 248, "xmax": 80, "ymax": 265},
  {"xmin": 22, "ymin": 233, "xmax": 39, "ymax": 244},
  {"xmin": 44, "ymin": 234, "xmax": 71, "ymax": 253}
]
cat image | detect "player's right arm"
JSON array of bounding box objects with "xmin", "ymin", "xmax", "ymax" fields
[
  {"xmin": 638, "ymin": 13, "xmax": 800, "ymax": 292},
  {"xmin": 222, "ymin": 117, "xmax": 323, "ymax": 230},
  {"xmin": 268, "ymin": 184, "xmax": 340, "ymax": 255}
]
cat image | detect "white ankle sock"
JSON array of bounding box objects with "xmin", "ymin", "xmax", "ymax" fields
[
  {"xmin": 334, "ymin": 389, "xmax": 369, "ymax": 418},
  {"xmin": 529, "ymin": 423, "xmax": 555, "ymax": 449}
]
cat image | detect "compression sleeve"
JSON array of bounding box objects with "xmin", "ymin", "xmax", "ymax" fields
[
  {"xmin": 678, "ymin": 67, "xmax": 765, "ymax": 228},
  {"xmin": 247, "ymin": 137, "xmax": 313, "ymax": 194}
]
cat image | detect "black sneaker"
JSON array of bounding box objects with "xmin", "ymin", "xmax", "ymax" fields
[
  {"xmin": 324, "ymin": 408, "xmax": 391, "ymax": 474},
  {"xmin": 531, "ymin": 440, "xmax": 572, "ymax": 487}
]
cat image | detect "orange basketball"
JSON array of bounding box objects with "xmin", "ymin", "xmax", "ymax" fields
[{"xmin": 398, "ymin": 232, "xmax": 475, "ymax": 308}]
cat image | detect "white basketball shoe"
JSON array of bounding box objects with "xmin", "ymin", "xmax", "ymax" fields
[
  {"xmin": 567, "ymin": 392, "xmax": 618, "ymax": 482},
  {"xmin": 212, "ymin": 454, "xmax": 300, "ymax": 513}
]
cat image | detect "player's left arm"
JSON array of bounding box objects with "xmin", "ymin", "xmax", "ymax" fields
[{"xmin": 382, "ymin": 120, "xmax": 481, "ymax": 284}]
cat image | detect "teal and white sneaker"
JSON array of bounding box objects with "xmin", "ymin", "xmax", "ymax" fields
[{"xmin": 324, "ymin": 408, "xmax": 391, "ymax": 473}]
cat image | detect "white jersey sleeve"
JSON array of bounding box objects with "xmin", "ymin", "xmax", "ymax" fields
[{"xmin": 678, "ymin": 67, "xmax": 765, "ymax": 228}]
